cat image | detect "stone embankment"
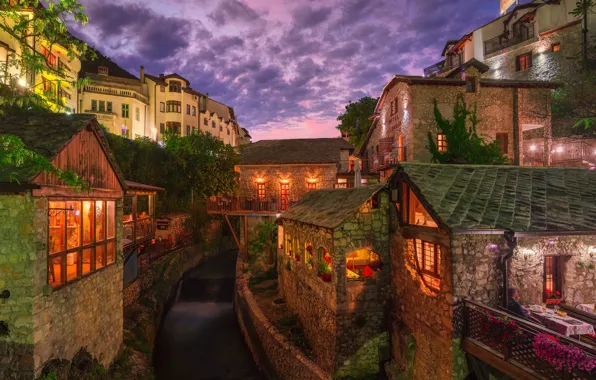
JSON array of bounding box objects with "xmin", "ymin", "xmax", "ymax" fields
[{"xmin": 235, "ymin": 257, "xmax": 330, "ymax": 380}]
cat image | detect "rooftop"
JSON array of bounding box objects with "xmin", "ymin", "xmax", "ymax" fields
[
  {"xmin": 240, "ymin": 138, "xmax": 354, "ymax": 165},
  {"xmin": 281, "ymin": 185, "xmax": 386, "ymax": 229},
  {"xmin": 398, "ymin": 163, "xmax": 596, "ymax": 233}
]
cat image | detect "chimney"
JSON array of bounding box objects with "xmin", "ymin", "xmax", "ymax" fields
[
  {"xmin": 159, "ymin": 73, "xmax": 164, "ymax": 79},
  {"xmin": 140, "ymin": 65, "xmax": 145, "ymax": 83}
]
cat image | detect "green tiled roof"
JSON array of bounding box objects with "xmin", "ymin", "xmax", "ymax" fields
[
  {"xmin": 281, "ymin": 184, "xmax": 386, "ymax": 229},
  {"xmin": 240, "ymin": 138, "xmax": 354, "ymax": 165},
  {"xmin": 398, "ymin": 163, "xmax": 596, "ymax": 233}
]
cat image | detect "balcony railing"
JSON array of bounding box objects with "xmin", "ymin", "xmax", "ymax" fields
[
  {"xmin": 484, "ymin": 24, "xmax": 535, "ymax": 55},
  {"xmin": 207, "ymin": 195, "xmax": 299, "ymax": 214},
  {"xmin": 524, "ymin": 139, "xmax": 596, "ymax": 167},
  {"xmin": 369, "ymin": 147, "xmax": 407, "ymax": 171},
  {"xmin": 463, "ymin": 300, "xmax": 596, "ymax": 379}
]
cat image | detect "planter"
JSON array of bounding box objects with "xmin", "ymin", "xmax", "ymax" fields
[
  {"xmin": 546, "ymin": 298, "xmax": 563, "ymax": 305},
  {"xmin": 295, "ymin": 254, "xmax": 301, "ymax": 262},
  {"xmin": 320, "ymin": 273, "xmax": 331, "ymax": 282}
]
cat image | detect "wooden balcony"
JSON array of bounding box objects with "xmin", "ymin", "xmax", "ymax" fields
[
  {"xmin": 462, "ymin": 300, "xmax": 596, "ymax": 379},
  {"xmin": 369, "ymin": 147, "xmax": 407, "ymax": 172},
  {"xmin": 524, "ymin": 139, "xmax": 596, "ymax": 167},
  {"xmin": 207, "ymin": 196, "xmax": 297, "ymax": 215}
]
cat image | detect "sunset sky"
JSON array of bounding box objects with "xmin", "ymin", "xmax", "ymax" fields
[{"xmin": 73, "ymin": 0, "xmax": 501, "ymax": 141}]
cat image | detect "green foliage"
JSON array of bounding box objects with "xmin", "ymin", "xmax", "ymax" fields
[
  {"xmin": 0, "ymin": 0, "xmax": 96, "ymax": 113},
  {"xmin": 427, "ymin": 95, "xmax": 507, "ymax": 165},
  {"xmin": 336, "ymin": 97, "xmax": 379, "ymax": 149},
  {"xmin": 0, "ymin": 133, "xmax": 89, "ymax": 189},
  {"xmin": 103, "ymin": 131, "xmax": 238, "ymax": 212},
  {"xmin": 285, "ymin": 261, "xmax": 291, "ymax": 271},
  {"xmin": 39, "ymin": 371, "xmax": 58, "ymax": 380},
  {"xmin": 248, "ymin": 222, "xmax": 278, "ymax": 255},
  {"xmin": 318, "ymin": 260, "xmax": 331, "ymax": 274}
]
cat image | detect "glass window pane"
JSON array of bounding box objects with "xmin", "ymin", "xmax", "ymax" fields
[
  {"xmin": 49, "ymin": 201, "xmax": 66, "ymax": 254},
  {"xmin": 106, "ymin": 241, "xmax": 116, "ymax": 265},
  {"xmin": 49, "ymin": 255, "xmax": 64, "ymax": 288},
  {"xmin": 66, "ymin": 251, "xmax": 79, "ymax": 282},
  {"xmin": 96, "ymin": 201, "xmax": 105, "ymax": 241},
  {"xmin": 96, "ymin": 244, "xmax": 105, "ymax": 269},
  {"xmin": 83, "ymin": 201, "xmax": 94, "ymax": 245},
  {"xmin": 82, "ymin": 248, "xmax": 93, "ymax": 275},
  {"xmin": 66, "ymin": 201, "xmax": 81, "ymax": 249},
  {"xmin": 107, "ymin": 201, "xmax": 116, "ymax": 239}
]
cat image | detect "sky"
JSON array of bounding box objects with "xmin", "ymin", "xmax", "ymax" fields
[{"xmin": 72, "ymin": 0, "xmax": 500, "ymax": 141}]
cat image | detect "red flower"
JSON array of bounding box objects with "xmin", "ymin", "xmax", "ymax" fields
[
  {"xmin": 546, "ymin": 334, "xmax": 560, "ymax": 343},
  {"xmin": 555, "ymin": 291, "xmax": 561, "ymax": 296},
  {"xmin": 546, "ymin": 290, "xmax": 552, "ymax": 296}
]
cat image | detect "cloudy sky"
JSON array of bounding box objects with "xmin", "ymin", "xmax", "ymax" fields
[{"xmin": 73, "ymin": 0, "xmax": 499, "ymax": 141}]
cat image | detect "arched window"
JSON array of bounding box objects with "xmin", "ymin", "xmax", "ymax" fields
[
  {"xmin": 346, "ymin": 249, "xmax": 383, "ymax": 280},
  {"xmin": 318, "ymin": 247, "xmax": 332, "ymax": 282},
  {"xmin": 305, "ymin": 242, "xmax": 313, "ymax": 269}
]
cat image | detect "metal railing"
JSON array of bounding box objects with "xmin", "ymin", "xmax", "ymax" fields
[
  {"xmin": 462, "ymin": 300, "xmax": 596, "ymax": 379},
  {"xmin": 523, "ymin": 140, "xmax": 596, "ymax": 167},
  {"xmin": 207, "ymin": 196, "xmax": 299, "ymax": 214},
  {"xmin": 369, "ymin": 147, "xmax": 407, "ymax": 171},
  {"xmin": 484, "ymin": 24, "xmax": 535, "ymax": 55}
]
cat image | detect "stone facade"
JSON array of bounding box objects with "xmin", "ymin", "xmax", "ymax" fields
[
  {"xmin": 278, "ymin": 192, "xmax": 391, "ymax": 378},
  {"xmin": 0, "ymin": 194, "xmax": 124, "ymax": 379},
  {"xmin": 238, "ymin": 164, "xmax": 339, "ymax": 201},
  {"xmin": 362, "ymin": 72, "xmax": 553, "ymax": 171}
]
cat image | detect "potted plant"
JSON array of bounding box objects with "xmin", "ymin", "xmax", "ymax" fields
[
  {"xmin": 307, "ymin": 258, "xmax": 313, "ymax": 269},
  {"xmin": 306, "ymin": 245, "xmax": 313, "ymax": 252},
  {"xmin": 545, "ymin": 290, "xmax": 563, "ymax": 305},
  {"xmin": 319, "ymin": 260, "xmax": 332, "ymax": 282},
  {"xmin": 481, "ymin": 314, "xmax": 522, "ymax": 347},
  {"xmin": 295, "ymin": 252, "xmax": 301, "ymax": 262}
]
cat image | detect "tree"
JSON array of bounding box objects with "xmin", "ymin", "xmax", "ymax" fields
[
  {"xmin": 0, "ymin": 0, "xmax": 94, "ymax": 113},
  {"xmin": 427, "ymin": 94, "xmax": 507, "ymax": 165},
  {"xmin": 336, "ymin": 96, "xmax": 378, "ymax": 149}
]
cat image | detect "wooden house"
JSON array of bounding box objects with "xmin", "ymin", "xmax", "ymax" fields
[{"xmin": 0, "ymin": 114, "xmax": 125, "ymax": 378}]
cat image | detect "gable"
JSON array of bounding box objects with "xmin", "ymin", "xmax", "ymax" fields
[{"xmin": 32, "ymin": 128, "xmax": 123, "ymax": 193}]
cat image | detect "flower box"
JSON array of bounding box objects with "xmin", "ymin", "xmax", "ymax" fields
[
  {"xmin": 295, "ymin": 254, "xmax": 301, "ymax": 262},
  {"xmin": 545, "ymin": 298, "xmax": 563, "ymax": 305},
  {"xmin": 321, "ymin": 273, "xmax": 331, "ymax": 282}
]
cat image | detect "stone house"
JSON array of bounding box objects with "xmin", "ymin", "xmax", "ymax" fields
[
  {"xmin": 388, "ymin": 162, "xmax": 596, "ymax": 379},
  {"xmin": 359, "ymin": 68, "xmax": 557, "ymax": 178},
  {"xmin": 0, "ymin": 114, "xmax": 125, "ymax": 379},
  {"xmin": 277, "ymin": 185, "xmax": 391, "ymax": 378}
]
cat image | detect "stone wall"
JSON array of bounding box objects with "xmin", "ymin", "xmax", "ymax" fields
[
  {"xmin": 236, "ymin": 258, "xmax": 330, "ymax": 380},
  {"xmin": 238, "ymin": 164, "xmax": 338, "ymax": 200},
  {"xmin": 0, "ymin": 193, "xmax": 36, "ymax": 380},
  {"xmin": 511, "ymin": 236, "xmax": 596, "ymax": 306},
  {"xmin": 278, "ymin": 191, "xmax": 391, "ymax": 378},
  {"xmin": 32, "ymin": 198, "xmax": 124, "ymax": 376}
]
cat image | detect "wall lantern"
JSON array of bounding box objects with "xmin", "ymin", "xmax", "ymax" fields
[
  {"xmin": 487, "ymin": 243, "xmax": 499, "ymax": 250},
  {"xmin": 307, "ymin": 177, "xmax": 318, "ymax": 183},
  {"xmin": 280, "ymin": 179, "xmax": 290, "ymax": 184},
  {"xmin": 529, "ymin": 144, "xmax": 537, "ymax": 152},
  {"xmin": 256, "ymin": 177, "xmax": 265, "ymax": 183},
  {"xmin": 555, "ymin": 146, "xmax": 563, "ymax": 153}
]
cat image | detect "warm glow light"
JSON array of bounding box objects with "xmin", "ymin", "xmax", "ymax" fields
[
  {"xmin": 555, "ymin": 146, "xmax": 563, "ymax": 153},
  {"xmin": 18, "ymin": 78, "xmax": 27, "ymax": 87},
  {"xmin": 276, "ymin": 213, "xmax": 281, "ymax": 218},
  {"xmin": 307, "ymin": 177, "xmax": 318, "ymax": 183},
  {"xmin": 529, "ymin": 145, "xmax": 537, "ymax": 152},
  {"xmin": 256, "ymin": 177, "xmax": 265, "ymax": 183},
  {"xmin": 280, "ymin": 179, "xmax": 290, "ymax": 184}
]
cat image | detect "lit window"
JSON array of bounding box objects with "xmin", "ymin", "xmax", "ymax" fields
[
  {"xmin": 48, "ymin": 200, "xmax": 117, "ymax": 288},
  {"xmin": 496, "ymin": 133, "xmax": 508, "ymax": 154},
  {"xmin": 160, "ymin": 102, "xmax": 165, "ymax": 112},
  {"xmin": 257, "ymin": 183, "xmax": 266, "ymax": 200},
  {"xmin": 307, "ymin": 182, "xmax": 317, "ymax": 191},
  {"xmin": 280, "ymin": 183, "xmax": 290, "ymax": 210},
  {"xmin": 335, "ymin": 178, "xmax": 348, "ymax": 189},
  {"xmin": 408, "ymin": 239, "xmax": 441, "ymax": 291},
  {"xmin": 41, "ymin": 46, "xmax": 57, "ymax": 68},
  {"xmin": 98, "ymin": 66, "xmax": 109, "ymax": 75},
  {"xmin": 401, "ymin": 182, "xmax": 438, "ymax": 227},
  {"xmin": 437, "ymin": 133, "xmax": 447, "ymax": 153},
  {"xmin": 516, "ymin": 53, "xmax": 532, "ymax": 71},
  {"xmin": 318, "ymin": 247, "xmax": 332, "ymax": 282},
  {"xmin": 551, "ymin": 43, "xmax": 561, "ymax": 53},
  {"xmin": 346, "ymin": 249, "xmax": 383, "ymax": 280},
  {"xmin": 544, "ymin": 256, "xmax": 562, "ymax": 300}
]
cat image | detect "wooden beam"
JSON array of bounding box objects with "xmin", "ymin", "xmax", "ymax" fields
[
  {"xmin": 224, "ymin": 215, "xmax": 242, "ymax": 252},
  {"xmin": 462, "ymin": 339, "xmax": 539, "ymax": 380},
  {"xmin": 244, "ymin": 215, "xmax": 249, "ymax": 262}
]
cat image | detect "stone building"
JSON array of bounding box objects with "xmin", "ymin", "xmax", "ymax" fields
[
  {"xmin": 278, "ymin": 185, "xmax": 390, "ymax": 378},
  {"xmin": 0, "ymin": 114, "xmax": 125, "ymax": 379},
  {"xmin": 359, "ymin": 68, "xmax": 556, "ymax": 178},
  {"xmin": 387, "ymin": 162, "xmax": 596, "ymax": 379}
]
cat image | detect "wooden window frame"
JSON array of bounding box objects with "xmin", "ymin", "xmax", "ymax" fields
[
  {"xmin": 169, "ymin": 80, "xmax": 182, "ymax": 93},
  {"xmin": 280, "ymin": 183, "xmax": 290, "ymax": 210},
  {"xmin": 516, "ymin": 52, "xmax": 532, "ymax": 72},
  {"xmin": 122, "ymin": 103, "xmax": 129, "ymax": 118},
  {"xmin": 543, "ymin": 256, "xmax": 562, "ymax": 300},
  {"xmin": 186, "ymin": 104, "xmax": 191, "ymax": 115},
  {"xmin": 306, "ymin": 182, "xmax": 317, "ymax": 191},
  {"xmin": 466, "ymin": 77, "xmax": 477, "ymax": 93},
  {"xmin": 496, "ymin": 133, "xmax": 509, "ymax": 154},
  {"xmin": 551, "ymin": 43, "xmax": 561, "ymax": 53},
  {"xmin": 166, "ymin": 101, "xmax": 181, "ymax": 113},
  {"xmin": 107, "ymin": 102, "xmax": 112, "ymax": 113},
  {"xmin": 411, "ymin": 239, "xmax": 441, "ymax": 291},
  {"xmin": 437, "ymin": 133, "xmax": 447, "ymax": 153},
  {"xmin": 257, "ymin": 183, "xmax": 266, "ymax": 200},
  {"xmin": 98, "ymin": 66, "xmax": 109, "ymax": 75},
  {"xmin": 160, "ymin": 102, "xmax": 165, "ymax": 112},
  {"xmin": 48, "ymin": 199, "xmax": 117, "ymax": 290},
  {"xmin": 192, "ymin": 106, "xmax": 197, "ymax": 116}
]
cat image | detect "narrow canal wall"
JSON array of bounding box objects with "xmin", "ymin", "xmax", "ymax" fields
[
  {"xmin": 235, "ymin": 258, "xmax": 330, "ymax": 380},
  {"xmin": 117, "ymin": 222, "xmax": 230, "ymax": 378}
]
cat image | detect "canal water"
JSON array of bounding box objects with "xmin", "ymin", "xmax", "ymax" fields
[{"xmin": 153, "ymin": 250, "xmax": 263, "ymax": 380}]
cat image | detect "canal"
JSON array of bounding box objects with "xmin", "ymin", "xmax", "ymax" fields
[{"xmin": 153, "ymin": 250, "xmax": 263, "ymax": 380}]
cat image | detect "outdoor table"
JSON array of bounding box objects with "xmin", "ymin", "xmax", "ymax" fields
[
  {"xmin": 576, "ymin": 304, "xmax": 596, "ymax": 315},
  {"xmin": 530, "ymin": 310, "xmax": 595, "ymax": 337}
]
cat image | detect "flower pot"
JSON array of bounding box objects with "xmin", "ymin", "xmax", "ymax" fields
[
  {"xmin": 321, "ymin": 273, "xmax": 331, "ymax": 282},
  {"xmin": 295, "ymin": 255, "xmax": 301, "ymax": 262},
  {"xmin": 545, "ymin": 298, "xmax": 563, "ymax": 305}
]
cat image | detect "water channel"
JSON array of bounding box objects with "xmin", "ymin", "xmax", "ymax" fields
[{"xmin": 153, "ymin": 250, "xmax": 263, "ymax": 380}]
